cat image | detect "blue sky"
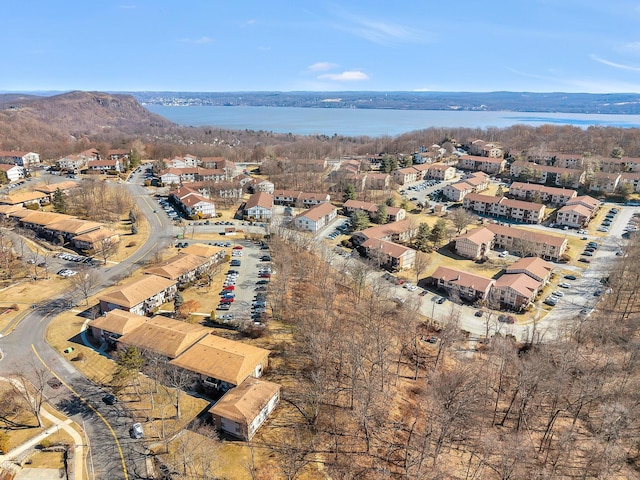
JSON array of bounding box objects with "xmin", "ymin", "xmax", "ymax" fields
[{"xmin": 3, "ymin": 0, "xmax": 640, "ymax": 93}]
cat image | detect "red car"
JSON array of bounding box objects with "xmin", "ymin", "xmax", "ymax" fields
[
  {"xmin": 259, "ymin": 273, "xmax": 271, "ymax": 278},
  {"xmin": 223, "ymin": 285, "xmax": 235, "ymax": 291},
  {"xmin": 220, "ymin": 297, "xmax": 234, "ymax": 303},
  {"xmin": 232, "ymin": 245, "xmax": 243, "ymax": 250}
]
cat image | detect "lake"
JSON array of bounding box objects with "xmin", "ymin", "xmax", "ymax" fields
[{"xmin": 145, "ymin": 105, "xmax": 640, "ymax": 138}]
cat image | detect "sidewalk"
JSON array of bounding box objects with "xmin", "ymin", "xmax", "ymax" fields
[{"xmin": 0, "ymin": 403, "xmax": 84, "ymax": 480}]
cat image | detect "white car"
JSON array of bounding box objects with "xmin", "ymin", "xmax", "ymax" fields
[
  {"xmin": 551, "ymin": 291, "xmax": 564, "ymax": 297},
  {"xmin": 406, "ymin": 284, "xmax": 418, "ymax": 291}
]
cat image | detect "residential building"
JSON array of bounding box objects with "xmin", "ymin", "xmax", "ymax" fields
[
  {"xmin": 364, "ymin": 173, "xmax": 391, "ymax": 190},
  {"xmin": 56, "ymin": 154, "xmax": 87, "ymax": 172},
  {"xmin": 429, "ymin": 266, "xmax": 495, "ymax": 302},
  {"xmin": 351, "ymin": 219, "xmax": 419, "ymax": 246},
  {"xmin": 555, "ymin": 195, "xmax": 600, "ymax": 228},
  {"xmin": 0, "ymin": 164, "xmax": 25, "ymax": 183},
  {"xmin": 87, "ymin": 159, "xmax": 121, "ymax": 172},
  {"xmin": 99, "ymin": 275, "xmax": 177, "ymax": 316},
  {"xmin": 273, "ymin": 190, "xmax": 330, "ymax": 207},
  {"xmin": 170, "ymin": 186, "xmax": 216, "ymax": 218},
  {"xmin": 89, "ymin": 310, "xmax": 147, "ymax": 347},
  {"xmin": 454, "ymin": 227, "xmax": 495, "ymax": 260},
  {"xmin": 555, "ymin": 204, "xmax": 593, "ymax": 228},
  {"xmin": 589, "ymin": 172, "xmax": 621, "ymax": 193},
  {"xmin": 343, "ymin": 200, "xmax": 406, "ymax": 222},
  {"xmin": 169, "ymin": 334, "xmax": 270, "ymax": 391},
  {"xmin": 457, "ymin": 155, "xmax": 506, "ymax": 174},
  {"xmin": 492, "ymin": 273, "xmax": 542, "ymax": 310},
  {"xmin": 426, "ymin": 164, "xmax": 456, "ymax": 181},
  {"xmin": 0, "ymin": 151, "xmax": 40, "ymax": 167},
  {"xmin": 0, "ymin": 191, "xmax": 47, "ymax": 207},
  {"xmin": 247, "ymin": 178, "xmax": 275, "ymax": 194},
  {"xmin": 391, "ymin": 166, "xmax": 420, "ymax": 185},
  {"xmin": 508, "ymin": 182, "xmax": 577, "ymax": 205},
  {"xmin": 620, "ymin": 172, "xmax": 640, "ymax": 193},
  {"xmin": 144, "ymin": 253, "xmax": 212, "ymax": 287},
  {"xmin": 505, "ymin": 257, "xmax": 554, "ymax": 283},
  {"xmin": 463, "ymin": 194, "xmax": 545, "ymax": 224},
  {"xmin": 117, "ymin": 315, "xmax": 210, "ymax": 358},
  {"xmin": 34, "ymin": 181, "xmax": 79, "ymax": 202},
  {"xmin": 443, "ymin": 172, "xmax": 490, "ymax": 202},
  {"xmin": 509, "ymin": 161, "xmax": 585, "ymax": 188},
  {"xmin": 209, "ymin": 379, "xmax": 280, "ymax": 441},
  {"xmin": 245, "ymin": 192, "xmax": 274, "ymax": 220},
  {"xmin": 360, "ymin": 238, "xmax": 416, "ymax": 270},
  {"xmin": 292, "ymin": 202, "xmax": 337, "ymax": 232},
  {"xmin": 486, "ymin": 224, "xmax": 568, "ymax": 261},
  {"xmin": 72, "ymin": 229, "xmax": 120, "ymax": 251},
  {"xmin": 169, "ymin": 155, "xmax": 200, "ymax": 169},
  {"xmin": 108, "ymin": 149, "xmax": 130, "ymax": 161}
]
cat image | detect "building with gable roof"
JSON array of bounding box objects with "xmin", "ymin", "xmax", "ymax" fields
[
  {"xmin": 292, "ymin": 202, "xmax": 337, "ymax": 232},
  {"xmin": 117, "ymin": 315, "xmax": 210, "ymax": 359},
  {"xmin": 209, "ymin": 379, "xmax": 280, "ymax": 441},
  {"xmin": 245, "ymin": 192, "xmax": 274, "ymax": 220},
  {"xmin": 429, "ymin": 266, "xmax": 495, "ymax": 301},
  {"xmin": 169, "ymin": 334, "xmax": 270, "ymax": 391},
  {"xmin": 0, "ymin": 164, "xmax": 25, "ymax": 183},
  {"xmin": 99, "ymin": 275, "xmax": 177, "ymax": 316}
]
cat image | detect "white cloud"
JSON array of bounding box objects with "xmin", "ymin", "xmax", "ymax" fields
[
  {"xmin": 307, "ymin": 62, "xmax": 339, "ymax": 72},
  {"xmin": 179, "ymin": 36, "xmax": 213, "ymax": 45},
  {"xmin": 331, "ymin": 8, "xmax": 428, "ymax": 46},
  {"xmin": 591, "ymin": 54, "xmax": 640, "ymax": 71},
  {"xmin": 318, "ymin": 71, "xmax": 369, "ymax": 81},
  {"xmin": 617, "ymin": 42, "xmax": 640, "ymax": 55},
  {"xmin": 242, "ymin": 19, "xmax": 256, "ymax": 27}
]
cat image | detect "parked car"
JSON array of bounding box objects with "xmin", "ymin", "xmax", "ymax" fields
[
  {"xmin": 551, "ymin": 291, "xmax": 564, "ymax": 297},
  {"xmin": 436, "ymin": 297, "xmax": 446, "ymax": 304},
  {"xmin": 102, "ymin": 394, "xmax": 117, "ymax": 405},
  {"xmin": 217, "ymin": 303, "xmax": 231, "ymax": 310},
  {"xmin": 579, "ymin": 257, "xmax": 591, "ymax": 263},
  {"xmin": 564, "ymin": 275, "xmax": 577, "ymax": 281},
  {"xmin": 130, "ymin": 423, "xmax": 144, "ymax": 439},
  {"xmin": 474, "ymin": 310, "xmax": 484, "ymax": 317}
]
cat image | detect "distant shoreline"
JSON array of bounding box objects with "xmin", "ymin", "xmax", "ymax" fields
[{"xmin": 145, "ymin": 104, "xmax": 640, "ymax": 137}]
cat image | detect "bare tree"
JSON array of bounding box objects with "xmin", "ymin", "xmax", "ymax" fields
[
  {"xmin": 10, "ymin": 364, "xmax": 49, "ymax": 428},
  {"xmin": 68, "ymin": 266, "xmax": 101, "ymax": 305},
  {"xmin": 413, "ymin": 251, "xmax": 431, "ymax": 285}
]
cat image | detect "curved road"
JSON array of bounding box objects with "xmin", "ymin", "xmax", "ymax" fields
[{"xmin": 0, "ymin": 176, "xmax": 175, "ymax": 479}]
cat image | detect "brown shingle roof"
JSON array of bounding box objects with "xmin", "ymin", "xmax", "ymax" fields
[
  {"xmin": 170, "ymin": 335, "xmax": 270, "ymax": 385},
  {"xmin": 89, "ymin": 310, "xmax": 147, "ymax": 336},
  {"xmin": 117, "ymin": 315, "xmax": 210, "ymax": 358},
  {"xmin": 209, "ymin": 379, "xmax": 280, "ymax": 425},
  {"xmin": 99, "ymin": 275, "xmax": 176, "ymax": 309},
  {"xmin": 430, "ymin": 266, "xmax": 494, "ymax": 291},
  {"xmin": 143, "ymin": 253, "xmax": 210, "ymax": 281}
]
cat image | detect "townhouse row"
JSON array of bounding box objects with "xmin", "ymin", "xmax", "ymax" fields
[{"xmin": 430, "ymin": 256, "xmax": 555, "ymax": 310}]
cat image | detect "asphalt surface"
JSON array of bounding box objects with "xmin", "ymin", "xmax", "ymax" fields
[{"xmin": 0, "ymin": 170, "xmax": 177, "ymax": 480}]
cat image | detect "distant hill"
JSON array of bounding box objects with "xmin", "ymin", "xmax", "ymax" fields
[
  {"xmin": 129, "ymin": 90, "xmax": 640, "ymax": 115},
  {"xmin": 0, "ymin": 91, "xmax": 175, "ymax": 153}
]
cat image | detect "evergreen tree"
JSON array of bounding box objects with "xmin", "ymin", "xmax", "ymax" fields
[
  {"xmin": 52, "ymin": 188, "xmax": 67, "ymax": 213},
  {"xmin": 429, "ymin": 219, "xmax": 448, "ymax": 248},
  {"xmin": 374, "ymin": 203, "xmax": 388, "ymax": 224},
  {"xmin": 129, "ymin": 148, "xmax": 142, "ymax": 169},
  {"xmin": 350, "ymin": 210, "xmax": 370, "ymax": 231},
  {"xmin": 414, "ymin": 223, "xmax": 431, "ymax": 252},
  {"xmin": 385, "ymin": 197, "xmax": 396, "ymax": 207},
  {"xmin": 343, "ymin": 184, "xmax": 357, "ymax": 201}
]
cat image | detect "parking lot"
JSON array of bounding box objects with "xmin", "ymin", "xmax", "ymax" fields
[{"xmin": 213, "ymin": 240, "xmax": 271, "ymax": 326}]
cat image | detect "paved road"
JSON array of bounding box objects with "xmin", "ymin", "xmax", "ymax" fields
[{"xmin": 0, "ymin": 178, "xmax": 177, "ymax": 479}]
